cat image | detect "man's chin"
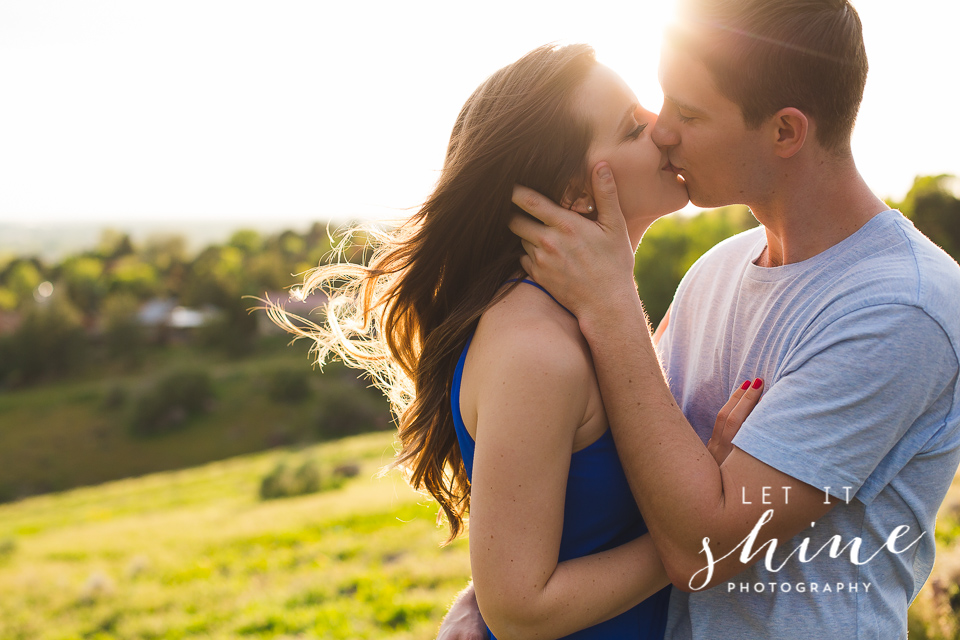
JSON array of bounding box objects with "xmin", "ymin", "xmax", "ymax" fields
[{"xmin": 687, "ymin": 188, "xmax": 732, "ymax": 210}]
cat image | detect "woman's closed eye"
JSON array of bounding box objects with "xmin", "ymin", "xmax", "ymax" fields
[{"xmin": 626, "ymin": 122, "xmax": 648, "ymax": 140}]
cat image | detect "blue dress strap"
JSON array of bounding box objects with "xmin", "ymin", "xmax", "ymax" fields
[{"xmin": 504, "ymin": 278, "xmax": 575, "ymax": 318}]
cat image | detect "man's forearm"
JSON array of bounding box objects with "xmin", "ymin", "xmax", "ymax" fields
[
  {"xmin": 436, "ymin": 582, "xmax": 487, "ymax": 640},
  {"xmin": 578, "ymin": 293, "xmax": 736, "ymax": 579}
]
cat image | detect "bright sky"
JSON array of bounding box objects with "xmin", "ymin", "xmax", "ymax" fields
[{"xmin": 0, "ymin": 0, "xmax": 956, "ymax": 225}]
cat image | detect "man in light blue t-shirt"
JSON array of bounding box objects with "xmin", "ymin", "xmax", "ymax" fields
[{"xmin": 501, "ymin": 0, "xmax": 960, "ymax": 639}]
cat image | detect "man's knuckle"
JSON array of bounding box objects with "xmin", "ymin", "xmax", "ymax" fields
[{"xmin": 539, "ymin": 236, "xmax": 558, "ymax": 254}]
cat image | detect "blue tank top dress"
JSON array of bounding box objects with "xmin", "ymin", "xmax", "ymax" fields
[{"xmin": 451, "ymin": 279, "xmax": 670, "ymax": 640}]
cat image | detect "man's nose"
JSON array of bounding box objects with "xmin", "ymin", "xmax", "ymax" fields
[{"xmin": 652, "ymin": 116, "xmax": 679, "ymax": 150}]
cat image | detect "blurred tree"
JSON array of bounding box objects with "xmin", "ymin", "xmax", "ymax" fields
[
  {"xmin": 890, "ymin": 174, "xmax": 960, "ymax": 262},
  {"xmin": 109, "ymin": 256, "xmax": 160, "ymax": 299},
  {"xmin": 97, "ymin": 229, "xmax": 135, "ymax": 261},
  {"xmin": 142, "ymin": 234, "xmax": 188, "ymax": 272},
  {"xmin": 247, "ymin": 251, "xmax": 296, "ymax": 292},
  {"xmin": 102, "ymin": 293, "xmax": 147, "ymax": 368},
  {"xmin": 2, "ymin": 259, "xmax": 44, "ymax": 308},
  {"xmin": 59, "ymin": 255, "xmax": 106, "ymax": 315},
  {"xmin": 140, "ymin": 234, "xmax": 189, "ymax": 300},
  {"xmin": 197, "ymin": 298, "xmax": 259, "ymax": 357},
  {"xmin": 181, "ymin": 245, "xmax": 245, "ymax": 308},
  {"xmin": 268, "ymin": 230, "xmax": 306, "ymax": 259},
  {"xmin": 0, "ymin": 296, "xmax": 87, "ymax": 386},
  {"xmin": 635, "ymin": 205, "xmax": 758, "ymax": 326},
  {"xmin": 0, "ymin": 287, "xmax": 16, "ymax": 312},
  {"xmin": 228, "ymin": 229, "xmax": 263, "ymax": 255},
  {"xmin": 181, "ymin": 245, "xmax": 259, "ymax": 355}
]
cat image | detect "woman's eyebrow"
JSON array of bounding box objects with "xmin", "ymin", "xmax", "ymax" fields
[{"xmin": 619, "ymin": 103, "xmax": 639, "ymax": 130}]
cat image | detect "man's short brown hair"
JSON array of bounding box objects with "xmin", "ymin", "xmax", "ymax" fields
[{"xmin": 669, "ymin": 0, "xmax": 868, "ymax": 152}]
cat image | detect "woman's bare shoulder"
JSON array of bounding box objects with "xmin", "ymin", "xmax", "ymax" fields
[
  {"xmin": 469, "ymin": 282, "xmax": 594, "ymax": 388},
  {"xmin": 459, "ymin": 281, "xmax": 596, "ymax": 440}
]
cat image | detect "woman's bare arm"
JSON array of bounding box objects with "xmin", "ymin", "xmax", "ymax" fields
[
  {"xmin": 436, "ymin": 351, "xmax": 761, "ymax": 640},
  {"xmin": 464, "ymin": 310, "xmax": 668, "ymax": 640}
]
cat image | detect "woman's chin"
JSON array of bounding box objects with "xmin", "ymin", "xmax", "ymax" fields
[{"xmin": 656, "ymin": 195, "xmax": 691, "ymax": 218}]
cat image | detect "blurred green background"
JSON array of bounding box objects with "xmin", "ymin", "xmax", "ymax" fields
[{"xmin": 0, "ymin": 174, "xmax": 958, "ymax": 639}]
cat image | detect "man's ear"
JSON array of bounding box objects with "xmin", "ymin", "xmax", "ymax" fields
[
  {"xmin": 560, "ymin": 185, "xmax": 597, "ymax": 220},
  {"xmin": 771, "ymin": 107, "xmax": 808, "ymax": 159}
]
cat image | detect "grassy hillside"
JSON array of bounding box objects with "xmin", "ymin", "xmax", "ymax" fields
[
  {"xmin": 2, "ymin": 429, "xmax": 960, "ymax": 639},
  {"xmin": 0, "ymin": 337, "xmax": 390, "ymax": 501},
  {"xmin": 0, "ymin": 432, "xmax": 470, "ymax": 640}
]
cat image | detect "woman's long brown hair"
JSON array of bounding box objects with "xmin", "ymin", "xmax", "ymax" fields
[{"xmin": 268, "ymin": 44, "xmax": 597, "ymax": 541}]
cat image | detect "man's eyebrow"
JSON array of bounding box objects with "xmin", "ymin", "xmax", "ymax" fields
[{"xmin": 665, "ymin": 95, "xmax": 702, "ymax": 114}]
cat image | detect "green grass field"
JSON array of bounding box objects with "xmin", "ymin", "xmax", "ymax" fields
[
  {"xmin": 2, "ymin": 427, "xmax": 960, "ymax": 639},
  {"xmin": 0, "ymin": 432, "xmax": 470, "ymax": 640}
]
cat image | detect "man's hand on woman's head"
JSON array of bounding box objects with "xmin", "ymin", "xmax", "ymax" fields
[{"xmin": 509, "ymin": 162, "xmax": 638, "ymax": 323}]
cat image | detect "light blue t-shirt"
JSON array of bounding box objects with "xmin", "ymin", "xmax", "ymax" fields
[{"xmin": 658, "ymin": 210, "xmax": 960, "ymax": 639}]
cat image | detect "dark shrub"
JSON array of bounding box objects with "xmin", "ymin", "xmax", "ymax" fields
[
  {"xmin": 101, "ymin": 384, "xmax": 128, "ymax": 410},
  {"xmin": 197, "ymin": 302, "xmax": 258, "ymax": 357},
  {"xmin": 259, "ymin": 458, "xmax": 323, "ymax": 500},
  {"xmin": 293, "ymin": 459, "xmax": 321, "ymax": 493},
  {"xmin": 259, "ymin": 462, "xmax": 296, "ymax": 500},
  {"xmin": 315, "ymin": 386, "xmax": 391, "ymax": 440},
  {"xmin": 267, "ymin": 367, "xmax": 312, "ymax": 403},
  {"xmin": 333, "ymin": 463, "xmax": 360, "ymax": 478},
  {"xmin": 130, "ymin": 369, "xmax": 215, "ymax": 437}
]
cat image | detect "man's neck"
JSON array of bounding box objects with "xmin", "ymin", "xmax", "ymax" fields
[{"xmin": 750, "ymin": 159, "xmax": 889, "ymax": 268}]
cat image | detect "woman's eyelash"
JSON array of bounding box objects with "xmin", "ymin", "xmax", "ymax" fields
[
  {"xmin": 627, "ymin": 123, "xmax": 648, "ymax": 139},
  {"xmin": 677, "ymin": 112, "xmax": 695, "ymax": 123}
]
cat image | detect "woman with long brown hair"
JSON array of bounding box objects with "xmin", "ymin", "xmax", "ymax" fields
[{"xmin": 270, "ymin": 43, "xmax": 758, "ymax": 639}]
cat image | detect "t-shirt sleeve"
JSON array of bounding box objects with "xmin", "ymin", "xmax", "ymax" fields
[{"xmin": 732, "ymin": 303, "xmax": 958, "ymax": 503}]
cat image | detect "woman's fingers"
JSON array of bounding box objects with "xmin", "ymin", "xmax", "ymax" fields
[
  {"xmin": 710, "ymin": 379, "xmax": 749, "ymax": 445},
  {"xmin": 708, "ymin": 378, "xmax": 764, "ymax": 465},
  {"xmin": 724, "ymin": 378, "xmax": 764, "ymax": 440}
]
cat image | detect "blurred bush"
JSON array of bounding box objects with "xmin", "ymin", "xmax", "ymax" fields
[
  {"xmin": 130, "ymin": 368, "xmax": 215, "ymax": 437},
  {"xmin": 259, "ymin": 458, "xmax": 323, "ymax": 500},
  {"xmin": 101, "ymin": 384, "xmax": 128, "ymax": 410},
  {"xmin": 196, "ymin": 302, "xmax": 258, "ymax": 357},
  {"xmin": 315, "ymin": 385, "xmax": 391, "ymax": 440},
  {"xmin": 266, "ymin": 366, "xmax": 312, "ymax": 403}
]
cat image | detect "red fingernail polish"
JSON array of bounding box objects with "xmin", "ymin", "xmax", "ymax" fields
[
  {"xmin": 753, "ymin": 378, "xmax": 763, "ymax": 389},
  {"xmin": 741, "ymin": 380, "xmax": 751, "ymax": 390}
]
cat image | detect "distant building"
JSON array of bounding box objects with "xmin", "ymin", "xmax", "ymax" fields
[
  {"xmin": 137, "ymin": 297, "xmax": 220, "ymax": 342},
  {"xmin": 137, "ymin": 298, "xmax": 178, "ymax": 328}
]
